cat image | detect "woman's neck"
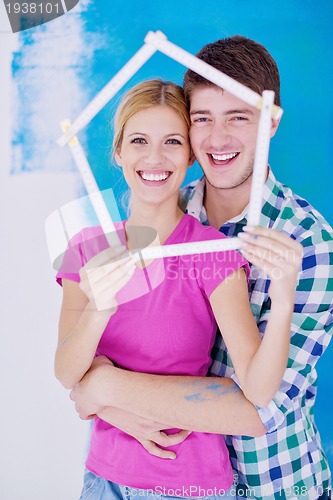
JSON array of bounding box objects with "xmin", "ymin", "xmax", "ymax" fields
[{"xmin": 126, "ymin": 197, "xmax": 184, "ymax": 249}]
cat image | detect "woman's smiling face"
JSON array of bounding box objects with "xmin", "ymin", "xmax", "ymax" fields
[{"xmin": 115, "ymin": 104, "xmax": 192, "ymax": 206}]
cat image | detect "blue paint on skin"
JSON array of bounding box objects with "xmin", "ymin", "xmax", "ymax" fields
[
  {"xmin": 184, "ymin": 393, "xmax": 204, "ymax": 401},
  {"xmin": 184, "ymin": 382, "xmax": 241, "ymax": 402},
  {"xmin": 206, "ymin": 383, "xmax": 223, "ymax": 391}
]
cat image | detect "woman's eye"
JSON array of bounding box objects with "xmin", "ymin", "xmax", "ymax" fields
[
  {"xmin": 166, "ymin": 138, "xmax": 182, "ymax": 145},
  {"xmin": 131, "ymin": 137, "xmax": 146, "ymax": 144}
]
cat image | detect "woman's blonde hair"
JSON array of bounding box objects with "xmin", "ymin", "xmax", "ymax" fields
[{"xmin": 113, "ymin": 79, "xmax": 190, "ymax": 152}]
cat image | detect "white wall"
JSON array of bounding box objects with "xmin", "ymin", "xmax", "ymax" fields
[{"xmin": 1, "ymin": 32, "xmax": 88, "ymax": 500}]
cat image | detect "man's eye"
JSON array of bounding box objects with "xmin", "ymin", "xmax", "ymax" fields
[
  {"xmin": 192, "ymin": 117, "xmax": 208, "ymax": 123},
  {"xmin": 231, "ymin": 116, "xmax": 248, "ymax": 122},
  {"xmin": 131, "ymin": 137, "xmax": 146, "ymax": 144},
  {"xmin": 166, "ymin": 138, "xmax": 182, "ymax": 145}
]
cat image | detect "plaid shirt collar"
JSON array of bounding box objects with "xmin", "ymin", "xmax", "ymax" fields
[{"xmin": 184, "ymin": 167, "xmax": 282, "ymax": 235}]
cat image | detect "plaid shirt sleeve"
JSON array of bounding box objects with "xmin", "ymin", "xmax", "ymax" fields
[{"xmin": 257, "ymin": 218, "xmax": 333, "ymax": 432}]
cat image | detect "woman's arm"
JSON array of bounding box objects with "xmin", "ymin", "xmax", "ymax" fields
[
  {"xmin": 54, "ymin": 279, "xmax": 111, "ymax": 389},
  {"xmin": 209, "ymin": 226, "xmax": 303, "ymax": 408},
  {"xmin": 55, "ymin": 246, "xmax": 136, "ymax": 389}
]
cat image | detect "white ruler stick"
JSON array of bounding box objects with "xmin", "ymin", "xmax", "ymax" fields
[
  {"xmin": 57, "ymin": 31, "xmax": 279, "ymax": 260},
  {"xmin": 60, "ymin": 122, "xmax": 241, "ymax": 257},
  {"xmin": 145, "ymin": 31, "xmax": 283, "ymax": 120},
  {"xmin": 137, "ymin": 235, "xmax": 241, "ymax": 261},
  {"xmin": 57, "ymin": 38, "xmax": 163, "ymax": 147},
  {"xmin": 247, "ymin": 90, "xmax": 275, "ymax": 226},
  {"xmin": 61, "ymin": 120, "xmax": 121, "ymax": 247}
]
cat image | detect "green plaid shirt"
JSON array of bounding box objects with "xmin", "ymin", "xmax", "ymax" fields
[{"xmin": 180, "ymin": 169, "xmax": 333, "ymax": 500}]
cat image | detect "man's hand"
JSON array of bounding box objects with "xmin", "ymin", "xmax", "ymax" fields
[
  {"xmin": 69, "ymin": 356, "xmax": 191, "ymax": 459},
  {"xmin": 98, "ymin": 406, "xmax": 190, "ymax": 459},
  {"xmin": 69, "ymin": 355, "xmax": 113, "ymax": 419}
]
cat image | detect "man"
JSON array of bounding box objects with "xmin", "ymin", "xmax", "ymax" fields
[{"xmin": 71, "ymin": 36, "xmax": 333, "ymax": 499}]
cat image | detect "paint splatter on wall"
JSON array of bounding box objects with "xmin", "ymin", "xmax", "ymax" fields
[{"xmin": 10, "ymin": 0, "xmax": 94, "ymax": 176}]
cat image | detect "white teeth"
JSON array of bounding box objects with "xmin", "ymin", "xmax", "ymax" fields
[
  {"xmin": 140, "ymin": 171, "xmax": 170, "ymax": 181},
  {"xmin": 211, "ymin": 153, "xmax": 238, "ymax": 161}
]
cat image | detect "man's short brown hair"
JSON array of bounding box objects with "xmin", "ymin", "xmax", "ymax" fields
[{"xmin": 183, "ymin": 35, "xmax": 281, "ymax": 106}]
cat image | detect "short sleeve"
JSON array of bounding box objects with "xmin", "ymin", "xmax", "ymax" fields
[
  {"xmin": 194, "ymin": 226, "xmax": 250, "ymax": 298},
  {"xmin": 55, "ymin": 226, "xmax": 111, "ymax": 286},
  {"xmin": 55, "ymin": 232, "xmax": 85, "ymax": 285}
]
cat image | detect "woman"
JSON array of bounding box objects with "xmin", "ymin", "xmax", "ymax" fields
[{"xmin": 55, "ymin": 80, "xmax": 302, "ymax": 499}]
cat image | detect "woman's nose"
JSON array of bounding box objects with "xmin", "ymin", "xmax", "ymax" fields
[{"xmin": 144, "ymin": 145, "xmax": 165, "ymax": 166}]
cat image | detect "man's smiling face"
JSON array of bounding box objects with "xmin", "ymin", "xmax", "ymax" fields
[{"xmin": 189, "ymin": 86, "xmax": 261, "ymax": 191}]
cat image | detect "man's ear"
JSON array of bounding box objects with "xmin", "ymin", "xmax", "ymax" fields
[
  {"xmin": 270, "ymin": 116, "xmax": 281, "ymax": 138},
  {"xmin": 188, "ymin": 149, "xmax": 196, "ymax": 167}
]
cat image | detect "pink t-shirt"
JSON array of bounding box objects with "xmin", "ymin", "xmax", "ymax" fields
[{"xmin": 56, "ymin": 214, "xmax": 249, "ymax": 495}]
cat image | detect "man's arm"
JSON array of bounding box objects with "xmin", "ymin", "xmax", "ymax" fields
[
  {"xmin": 70, "ymin": 361, "xmax": 266, "ymax": 437},
  {"xmin": 98, "ymin": 405, "xmax": 191, "ymax": 459}
]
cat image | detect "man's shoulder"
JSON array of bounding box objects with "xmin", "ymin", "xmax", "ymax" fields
[
  {"xmin": 179, "ymin": 178, "xmax": 202, "ymax": 210},
  {"xmin": 270, "ymin": 177, "xmax": 333, "ymax": 246}
]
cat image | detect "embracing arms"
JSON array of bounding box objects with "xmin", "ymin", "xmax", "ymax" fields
[
  {"xmin": 71, "ymin": 355, "xmax": 267, "ymax": 437},
  {"xmin": 69, "ymin": 226, "xmax": 302, "ymax": 445}
]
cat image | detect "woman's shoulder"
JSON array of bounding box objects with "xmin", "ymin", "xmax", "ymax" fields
[
  {"xmin": 55, "ymin": 221, "xmax": 126, "ymax": 283},
  {"xmin": 72, "ymin": 221, "xmax": 125, "ymax": 244},
  {"xmin": 183, "ymin": 214, "xmax": 227, "ymax": 242},
  {"xmin": 68, "ymin": 221, "xmax": 126, "ymax": 260}
]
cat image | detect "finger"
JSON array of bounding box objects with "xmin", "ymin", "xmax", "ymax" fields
[
  {"xmin": 80, "ymin": 254, "xmax": 133, "ymax": 287},
  {"xmin": 73, "ymin": 401, "xmax": 92, "ymax": 419},
  {"xmin": 242, "ymin": 226, "xmax": 303, "ymax": 253},
  {"xmin": 69, "ymin": 388, "xmax": 75, "ymax": 401},
  {"xmin": 238, "ymin": 230, "xmax": 286, "ymax": 256},
  {"xmin": 90, "ymin": 265, "xmax": 137, "ymax": 311},
  {"xmin": 239, "ymin": 241, "xmax": 288, "ymax": 266},
  {"xmin": 79, "ymin": 413, "xmax": 96, "ymax": 421},
  {"xmin": 153, "ymin": 430, "xmax": 191, "ymax": 447},
  {"xmin": 86, "ymin": 255, "xmax": 136, "ymax": 283},
  {"xmin": 94, "ymin": 259, "xmax": 136, "ymax": 297},
  {"xmin": 138, "ymin": 439, "xmax": 176, "ymax": 460},
  {"xmin": 240, "ymin": 240, "xmax": 302, "ymax": 271},
  {"xmin": 87, "ymin": 258, "xmax": 136, "ymax": 294},
  {"xmin": 85, "ymin": 245, "xmax": 129, "ymax": 271},
  {"xmin": 240, "ymin": 246, "xmax": 300, "ymax": 279},
  {"xmin": 238, "ymin": 232, "xmax": 302, "ymax": 264}
]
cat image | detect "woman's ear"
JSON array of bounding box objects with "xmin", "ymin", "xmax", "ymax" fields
[{"xmin": 114, "ymin": 148, "xmax": 122, "ymax": 166}]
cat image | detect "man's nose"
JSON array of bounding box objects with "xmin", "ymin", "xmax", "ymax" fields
[{"xmin": 209, "ymin": 120, "xmax": 232, "ymax": 148}]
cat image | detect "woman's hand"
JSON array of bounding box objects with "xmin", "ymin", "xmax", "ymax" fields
[
  {"xmin": 79, "ymin": 245, "xmax": 137, "ymax": 311},
  {"xmin": 238, "ymin": 226, "xmax": 303, "ymax": 305}
]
